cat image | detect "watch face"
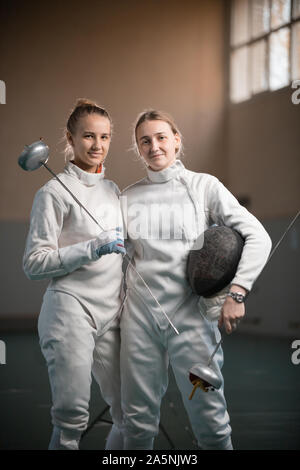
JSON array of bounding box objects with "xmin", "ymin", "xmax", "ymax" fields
[{"xmin": 229, "ymin": 292, "xmax": 244, "ymax": 302}]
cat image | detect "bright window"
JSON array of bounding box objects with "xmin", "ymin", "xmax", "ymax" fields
[
  {"xmin": 292, "ymin": 20, "xmax": 300, "ymax": 79},
  {"xmin": 269, "ymin": 27, "xmax": 290, "ymax": 90},
  {"xmin": 251, "ymin": 39, "xmax": 268, "ymax": 93},
  {"xmin": 230, "ymin": 0, "xmax": 300, "ymax": 102}
]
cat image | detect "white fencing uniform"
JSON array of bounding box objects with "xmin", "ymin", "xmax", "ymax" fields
[
  {"xmin": 120, "ymin": 159, "xmax": 272, "ymax": 450},
  {"xmin": 23, "ymin": 162, "xmax": 124, "ymax": 449}
]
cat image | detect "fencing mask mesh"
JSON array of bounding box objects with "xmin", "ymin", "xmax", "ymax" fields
[{"xmin": 186, "ymin": 225, "xmax": 244, "ymax": 297}]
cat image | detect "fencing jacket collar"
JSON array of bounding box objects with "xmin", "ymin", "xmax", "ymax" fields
[
  {"xmin": 65, "ymin": 161, "xmax": 105, "ymax": 186},
  {"xmin": 146, "ymin": 159, "xmax": 184, "ymax": 183}
]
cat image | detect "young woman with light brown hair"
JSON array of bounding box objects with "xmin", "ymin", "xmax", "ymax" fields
[
  {"xmin": 120, "ymin": 109, "xmax": 272, "ymax": 450},
  {"xmin": 23, "ymin": 99, "xmax": 125, "ymax": 450}
]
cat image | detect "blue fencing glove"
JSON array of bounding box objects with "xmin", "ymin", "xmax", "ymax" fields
[{"xmin": 92, "ymin": 227, "xmax": 126, "ymax": 258}]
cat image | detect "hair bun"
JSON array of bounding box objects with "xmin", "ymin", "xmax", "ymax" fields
[{"xmin": 74, "ymin": 98, "xmax": 99, "ymax": 109}]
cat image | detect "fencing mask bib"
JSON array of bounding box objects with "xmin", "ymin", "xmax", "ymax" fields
[{"xmin": 186, "ymin": 225, "xmax": 245, "ymax": 297}]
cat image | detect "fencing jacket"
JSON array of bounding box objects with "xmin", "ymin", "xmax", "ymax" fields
[
  {"xmin": 23, "ymin": 162, "xmax": 123, "ymax": 332},
  {"xmin": 121, "ymin": 159, "xmax": 272, "ymax": 318}
]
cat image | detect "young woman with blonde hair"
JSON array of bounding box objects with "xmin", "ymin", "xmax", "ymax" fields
[
  {"xmin": 23, "ymin": 99, "xmax": 125, "ymax": 450},
  {"xmin": 120, "ymin": 109, "xmax": 272, "ymax": 450}
]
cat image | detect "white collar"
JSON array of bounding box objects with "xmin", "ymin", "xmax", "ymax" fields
[
  {"xmin": 64, "ymin": 161, "xmax": 105, "ymax": 186},
  {"xmin": 146, "ymin": 159, "xmax": 185, "ymax": 183}
]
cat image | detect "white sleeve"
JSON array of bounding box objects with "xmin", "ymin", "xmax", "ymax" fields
[
  {"xmin": 23, "ymin": 189, "xmax": 97, "ymax": 281},
  {"xmin": 205, "ymin": 177, "xmax": 272, "ymax": 292}
]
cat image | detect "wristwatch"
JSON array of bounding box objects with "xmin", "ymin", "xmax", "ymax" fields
[{"xmin": 227, "ymin": 291, "xmax": 245, "ymax": 303}]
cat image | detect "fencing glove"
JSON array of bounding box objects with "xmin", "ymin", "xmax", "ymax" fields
[{"xmin": 59, "ymin": 227, "xmax": 125, "ymax": 273}]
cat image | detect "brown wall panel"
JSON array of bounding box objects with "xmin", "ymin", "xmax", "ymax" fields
[{"xmin": 0, "ymin": 0, "xmax": 226, "ymax": 220}]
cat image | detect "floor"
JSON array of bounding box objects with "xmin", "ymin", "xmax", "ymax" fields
[{"xmin": 0, "ymin": 331, "xmax": 299, "ymax": 450}]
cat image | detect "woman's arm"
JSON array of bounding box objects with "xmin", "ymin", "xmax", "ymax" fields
[
  {"xmin": 23, "ymin": 188, "xmax": 70, "ymax": 280},
  {"xmin": 205, "ymin": 177, "xmax": 272, "ymax": 333},
  {"xmin": 23, "ymin": 188, "xmax": 124, "ymax": 281},
  {"xmin": 205, "ymin": 177, "xmax": 272, "ymax": 293}
]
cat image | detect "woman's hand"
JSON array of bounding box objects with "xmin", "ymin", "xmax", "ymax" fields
[
  {"xmin": 92, "ymin": 227, "xmax": 126, "ymax": 258},
  {"xmin": 218, "ymin": 285, "xmax": 247, "ymax": 334}
]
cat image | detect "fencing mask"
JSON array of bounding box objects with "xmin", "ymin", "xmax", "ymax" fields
[{"xmin": 186, "ymin": 225, "xmax": 245, "ymax": 297}]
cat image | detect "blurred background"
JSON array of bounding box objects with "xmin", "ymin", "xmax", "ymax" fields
[{"xmin": 0, "ymin": 0, "xmax": 299, "ymax": 450}]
